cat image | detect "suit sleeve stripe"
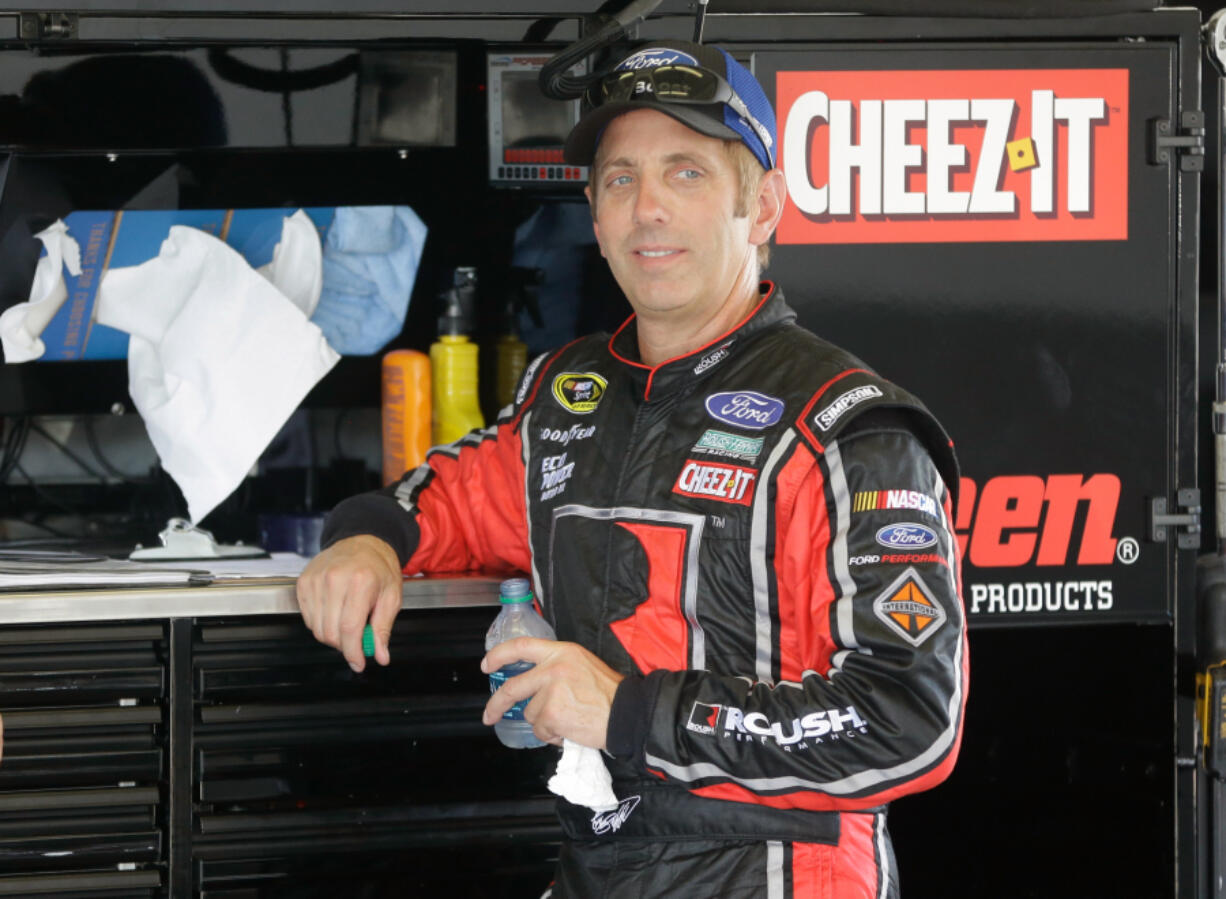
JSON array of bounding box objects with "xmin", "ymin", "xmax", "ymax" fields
[
  {"xmin": 823, "ymin": 439, "xmax": 861, "ymax": 654},
  {"xmin": 752, "ymin": 429, "xmax": 797, "ymax": 684},
  {"xmin": 520, "ymin": 410, "xmax": 548, "ymax": 617}
]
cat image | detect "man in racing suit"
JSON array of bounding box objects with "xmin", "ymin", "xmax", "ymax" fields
[{"xmin": 297, "ymin": 39, "xmax": 967, "ymax": 898}]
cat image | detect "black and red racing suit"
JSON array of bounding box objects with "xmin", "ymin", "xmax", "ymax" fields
[{"xmin": 323, "ymin": 282, "xmax": 969, "ymax": 899}]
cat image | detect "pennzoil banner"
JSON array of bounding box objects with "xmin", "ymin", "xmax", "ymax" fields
[{"xmin": 774, "ymin": 68, "xmax": 1129, "ymax": 244}]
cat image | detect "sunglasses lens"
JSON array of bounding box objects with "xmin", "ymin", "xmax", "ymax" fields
[
  {"xmin": 598, "ymin": 66, "xmax": 722, "ymax": 105},
  {"xmin": 657, "ymin": 66, "xmax": 720, "ymax": 102}
]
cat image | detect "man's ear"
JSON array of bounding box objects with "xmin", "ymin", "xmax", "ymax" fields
[
  {"xmin": 749, "ymin": 168, "xmax": 786, "ymax": 249},
  {"xmin": 585, "ymin": 184, "xmax": 607, "ymax": 258}
]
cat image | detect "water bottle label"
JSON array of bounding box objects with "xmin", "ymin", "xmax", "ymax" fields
[{"xmin": 489, "ymin": 661, "xmax": 534, "ymax": 721}]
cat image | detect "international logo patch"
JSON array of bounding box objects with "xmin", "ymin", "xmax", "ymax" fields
[{"xmin": 873, "ymin": 568, "xmax": 947, "ymax": 646}]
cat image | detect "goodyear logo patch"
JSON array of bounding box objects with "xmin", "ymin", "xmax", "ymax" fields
[
  {"xmin": 552, "ymin": 372, "xmax": 607, "ymax": 414},
  {"xmin": 873, "ymin": 567, "xmax": 947, "ymax": 646}
]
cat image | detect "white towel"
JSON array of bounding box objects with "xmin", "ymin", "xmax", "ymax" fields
[
  {"xmin": 0, "ymin": 220, "xmax": 82, "ymax": 363},
  {"xmin": 547, "ymin": 739, "xmax": 619, "ymax": 812},
  {"xmin": 96, "ymin": 225, "xmax": 337, "ymax": 523}
]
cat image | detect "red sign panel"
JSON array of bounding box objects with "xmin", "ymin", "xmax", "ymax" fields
[{"xmin": 775, "ymin": 69, "xmax": 1129, "ymax": 244}]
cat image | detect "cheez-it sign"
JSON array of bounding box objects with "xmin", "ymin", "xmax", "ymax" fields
[{"xmin": 775, "ymin": 69, "xmax": 1129, "ymax": 244}]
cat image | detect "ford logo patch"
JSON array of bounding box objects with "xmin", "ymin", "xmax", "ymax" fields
[
  {"xmin": 875, "ymin": 523, "xmax": 938, "ymax": 550},
  {"xmin": 704, "ymin": 391, "xmax": 785, "ymax": 431}
]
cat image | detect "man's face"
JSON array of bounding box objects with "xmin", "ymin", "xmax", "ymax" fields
[{"xmin": 586, "ymin": 109, "xmax": 758, "ymax": 319}]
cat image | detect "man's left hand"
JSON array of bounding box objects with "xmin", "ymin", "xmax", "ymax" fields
[{"xmin": 481, "ymin": 638, "xmax": 624, "ymax": 750}]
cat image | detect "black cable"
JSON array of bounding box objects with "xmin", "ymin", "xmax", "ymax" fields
[
  {"xmin": 693, "ymin": 0, "xmax": 709, "ymax": 42},
  {"xmin": 12, "ymin": 460, "xmax": 79, "ymax": 516},
  {"xmin": 0, "ymin": 417, "xmax": 31, "ymax": 485},
  {"xmin": 83, "ymin": 416, "xmax": 152, "ymax": 485},
  {"xmin": 0, "ymin": 521, "xmax": 74, "ymax": 541},
  {"xmin": 28, "ymin": 420, "xmax": 108, "ymax": 481},
  {"xmin": 334, "ymin": 409, "xmax": 348, "ymax": 460}
]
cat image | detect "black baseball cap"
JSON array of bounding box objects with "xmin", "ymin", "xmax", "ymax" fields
[{"xmin": 564, "ymin": 40, "xmax": 777, "ymax": 171}]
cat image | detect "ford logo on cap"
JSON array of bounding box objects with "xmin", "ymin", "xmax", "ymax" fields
[
  {"xmin": 705, "ymin": 390, "xmax": 784, "ymax": 431},
  {"xmin": 616, "ymin": 48, "xmax": 700, "ymax": 71},
  {"xmin": 875, "ymin": 523, "xmax": 938, "ymax": 550}
]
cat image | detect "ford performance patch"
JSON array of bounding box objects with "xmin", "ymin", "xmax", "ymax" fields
[
  {"xmin": 704, "ymin": 390, "xmax": 784, "ymax": 431},
  {"xmin": 876, "ymin": 522, "xmax": 939, "ymax": 550}
]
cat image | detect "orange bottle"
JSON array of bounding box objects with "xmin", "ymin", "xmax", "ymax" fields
[{"xmin": 381, "ymin": 349, "xmax": 431, "ymax": 485}]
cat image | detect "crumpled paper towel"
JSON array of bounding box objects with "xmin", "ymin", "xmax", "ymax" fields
[
  {"xmin": 548, "ymin": 738, "xmax": 619, "ymax": 812},
  {"xmin": 257, "ymin": 209, "xmax": 323, "ymax": 319},
  {"xmin": 96, "ymin": 224, "xmax": 338, "ymax": 523},
  {"xmin": 0, "ymin": 220, "xmax": 82, "ymax": 363}
]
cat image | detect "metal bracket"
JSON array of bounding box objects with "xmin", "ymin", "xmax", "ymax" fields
[
  {"xmin": 1150, "ymin": 487, "xmax": 1202, "ymax": 549},
  {"xmin": 1149, "ymin": 113, "xmax": 1205, "ymax": 172},
  {"xmin": 19, "ymin": 12, "xmax": 78, "ymax": 41}
]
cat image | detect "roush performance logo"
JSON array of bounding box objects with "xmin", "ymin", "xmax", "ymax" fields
[
  {"xmin": 688, "ymin": 701, "xmax": 869, "ymax": 750},
  {"xmin": 775, "ymin": 68, "xmax": 1128, "ymax": 244}
]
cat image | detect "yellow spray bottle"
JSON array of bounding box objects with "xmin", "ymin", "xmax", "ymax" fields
[{"xmin": 430, "ymin": 267, "xmax": 484, "ymax": 446}]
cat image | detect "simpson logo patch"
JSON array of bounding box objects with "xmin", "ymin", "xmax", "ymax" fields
[
  {"xmin": 873, "ymin": 567, "xmax": 947, "ymax": 646},
  {"xmin": 854, "ymin": 489, "xmax": 940, "ymax": 518},
  {"xmin": 775, "ymin": 67, "xmax": 1129, "ymax": 244},
  {"xmin": 674, "ymin": 460, "xmax": 757, "ymax": 506},
  {"xmin": 686, "ymin": 702, "xmax": 721, "ymax": 735},
  {"xmin": 814, "ymin": 385, "xmax": 883, "ymax": 432},
  {"xmin": 515, "ymin": 353, "xmax": 547, "ymax": 406},
  {"xmin": 552, "ymin": 372, "xmax": 607, "ymax": 414}
]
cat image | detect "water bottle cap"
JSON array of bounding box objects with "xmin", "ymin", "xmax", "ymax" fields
[{"xmin": 499, "ymin": 577, "xmax": 533, "ymax": 603}]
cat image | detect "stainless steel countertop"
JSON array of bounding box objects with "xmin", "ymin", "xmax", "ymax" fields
[{"xmin": 0, "ymin": 574, "xmax": 502, "ymax": 624}]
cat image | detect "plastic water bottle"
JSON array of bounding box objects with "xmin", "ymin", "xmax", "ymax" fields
[{"xmin": 485, "ymin": 577, "xmax": 555, "ymax": 749}]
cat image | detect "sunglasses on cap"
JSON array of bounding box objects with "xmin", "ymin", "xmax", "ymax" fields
[{"xmin": 588, "ymin": 64, "xmax": 775, "ymax": 169}]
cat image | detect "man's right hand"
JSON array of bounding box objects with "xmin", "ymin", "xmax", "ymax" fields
[{"xmin": 296, "ymin": 535, "xmax": 404, "ymax": 672}]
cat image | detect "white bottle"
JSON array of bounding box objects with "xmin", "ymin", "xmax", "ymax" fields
[{"xmin": 485, "ymin": 577, "xmax": 556, "ymax": 749}]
